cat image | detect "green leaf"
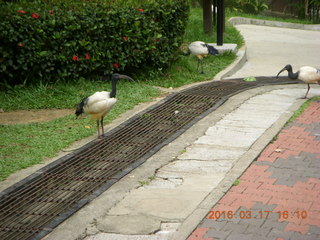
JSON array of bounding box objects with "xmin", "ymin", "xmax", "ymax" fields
[
  {"xmin": 39, "ymin": 51, "xmax": 48, "ymax": 57},
  {"xmin": 243, "ymin": 76, "xmax": 256, "ymax": 82},
  {"xmin": 233, "ymin": 179, "xmax": 241, "ymax": 186}
]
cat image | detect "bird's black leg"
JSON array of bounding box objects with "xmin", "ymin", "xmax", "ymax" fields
[
  {"xmin": 100, "ymin": 118, "xmax": 105, "ymax": 137},
  {"xmin": 96, "ymin": 120, "xmax": 101, "ymax": 138},
  {"xmin": 302, "ymin": 84, "xmax": 311, "ymax": 99},
  {"xmin": 200, "ymin": 59, "xmax": 204, "ymax": 74},
  {"xmin": 197, "ymin": 59, "xmax": 200, "ymax": 72},
  {"xmin": 300, "ymin": 83, "xmax": 310, "ymax": 99}
]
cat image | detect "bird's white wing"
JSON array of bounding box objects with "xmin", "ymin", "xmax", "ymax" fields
[
  {"xmin": 299, "ymin": 66, "xmax": 320, "ymax": 83},
  {"xmin": 188, "ymin": 41, "xmax": 208, "ymax": 55},
  {"xmin": 84, "ymin": 91, "xmax": 117, "ymax": 117},
  {"xmin": 85, "ymin": 91, "xmax": 110, "ymax": 107},
  {"xmin": 88, "ymin": 98, "xmax": 116, "ymax": 113},
  {"xmin": 89, "ymin": 91, "xmax": 111, "ymax": 101}
]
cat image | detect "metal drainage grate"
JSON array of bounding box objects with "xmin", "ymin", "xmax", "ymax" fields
[{"xmin": 0, "ymin": 77, "xmax": 299, "ymax": 240}]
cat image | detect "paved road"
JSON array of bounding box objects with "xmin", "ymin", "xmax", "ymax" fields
[{"xmin": 229, "ymin": 24, "xmax": 320, "ymax": 78}]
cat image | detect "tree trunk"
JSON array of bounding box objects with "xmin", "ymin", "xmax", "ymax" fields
[
  {"xmin": 217, "ymin": 0, "xmax": 224, "ymax": 45},
  {"xmin": 305, "ymin": 0, "xmax": 309, "ymax": 19},
  {"xmin": 203, "ymin": 0, "xmax": 213, "ymax": 35}
]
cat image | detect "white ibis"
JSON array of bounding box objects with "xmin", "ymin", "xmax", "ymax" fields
[
  {"xmin": 276, "ymin": 64, "xmax": 320, "ymax": 99},
  {"xmin": 188, "ymin": 41, "xmax": 219, "ymax": 74},
  {"xmin": 75, "ymin": 73, "xmax": 134, "ymax": 138}
]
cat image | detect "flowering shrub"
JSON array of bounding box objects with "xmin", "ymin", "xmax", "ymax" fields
[{"xmin": 0, "ymin": 0, "xmax": 189, "ymax": 87}]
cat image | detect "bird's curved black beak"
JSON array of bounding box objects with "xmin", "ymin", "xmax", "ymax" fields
[
  {"xmin": 118, "ymin": 74, "xmax": 135, "ymax": 82},
  {"xmin": 276, "ymin": 67, "xmax": 286, "ymax": 79}
]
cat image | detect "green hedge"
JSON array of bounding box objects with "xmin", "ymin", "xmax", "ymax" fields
[{"xmin": 0, "ymin": 0, "xmax": 190, "ymax": 87}]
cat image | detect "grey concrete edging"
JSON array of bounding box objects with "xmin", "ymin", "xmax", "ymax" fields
[
  {"xmin": 216, "ymin": 46, "xmax": 247, "ymax": 80},
  {"xmin": 229, "ymin": 16, "xmax": 320, "ymax": 31}
]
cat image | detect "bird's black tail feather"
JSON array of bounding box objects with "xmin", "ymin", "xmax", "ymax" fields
[
  {"xmin": 206, "ymin": 45, "xmax": 219, "ymax": 56},
  {"xmin": 75, "ymin": 97, "xmax": 88, "ymax": 117}
]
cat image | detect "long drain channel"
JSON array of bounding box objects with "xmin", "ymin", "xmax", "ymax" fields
[{"xmin": 0, "ymin": 77, "xmax": 299, "ymax": 240}]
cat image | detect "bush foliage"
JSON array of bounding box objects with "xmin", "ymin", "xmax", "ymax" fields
[{"xmin": 0, "ymin": 0, "xmax": 190, "ymax": 87}]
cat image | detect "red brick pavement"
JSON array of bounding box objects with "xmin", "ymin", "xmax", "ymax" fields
[{"xmin": 187, "ymin": 101, "xmax": 320, "ymax": 240}]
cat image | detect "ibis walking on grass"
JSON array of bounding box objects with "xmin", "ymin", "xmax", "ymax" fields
[
  {"xmin": 276, "ymin": 64, "xmax": 320, "ymax": 99},
  {"xmin": 75, "ymin": 73, "xmax": 134, "ymax": 138},
  {"xmin": 188, "ymin": 41, "xmax": 219, "ymax": 74}
]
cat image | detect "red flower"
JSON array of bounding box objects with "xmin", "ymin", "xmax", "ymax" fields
[
  {"xmin": 31, "ymin": 13, "xmax": 40, "ymax": 19},
  {"xmin": 18, "ymin": 42, "xmax": 23, "ymax": 47},
  {"xmin": 72, "ymin": 56, "xmax": 79, "ymax": 61},
  {"xmin": 113, "ymin": 62, "xmax": 120, "ymax": 69},
  {"xmin": 153, "ymin": 39, "xmax": 159, "ymax": 43},
  {"xmin": 122, "ymin": 36, "xmax": 127, "ymax": 41},
  {"xmin": 18, "ymin": 10, "xmax": 26, "ymax": 14},
  {"xmin": 49, "ymin": 10, "xmax": 54, "ymax": 16},
  {"xmin": 85, "ymin": 54, "xmax": 90, "ymax": 60},
  {"xmin": 138, "ymin": 8, "xmax": 144, "ymax": 12}
]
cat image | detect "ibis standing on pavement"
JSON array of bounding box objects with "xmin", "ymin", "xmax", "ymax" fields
[
  {"xmin": 75, "ymin": 73, "xmax": 134, "ymax": 138},
  {"xmin": 188, "ymin": 41, "xmax": 219, "ymax": 74},
  {"xmin": 276, "ymin": 64, "xmax": 320, "ymax": 99}
]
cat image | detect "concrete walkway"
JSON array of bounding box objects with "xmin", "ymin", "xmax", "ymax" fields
[
  {"xmin": 227, "ymin": 24, "xmax": 320, "ymax": 78},
  {"xmin": 188, "ymin": 100, "xmax": 320, "ymax": 240},
  {"xmin": 43, "ymin": 23, "xmax": 320, "ymax": 240}
]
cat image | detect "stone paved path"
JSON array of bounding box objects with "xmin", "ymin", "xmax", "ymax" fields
[{"xmin": 187, "ymin": 101, "xmax": 320, "ymax": 240}]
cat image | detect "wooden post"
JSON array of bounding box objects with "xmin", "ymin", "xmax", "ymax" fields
[
  {"xmin": 203, "ymin": 0, "xmax": 213, "ymax": 35},
  {"xmin": 217, "ymin": 0, "xmax": 224, "ymax": 46}
]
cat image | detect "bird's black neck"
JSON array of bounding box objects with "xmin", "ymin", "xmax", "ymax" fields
[
  {"xmin": 110, "ymin": 78, "xmax": 117, "ymax": 98},
  {"xmin": 288, "ymin": 69, "xmax": 299, "ymax": 80}
]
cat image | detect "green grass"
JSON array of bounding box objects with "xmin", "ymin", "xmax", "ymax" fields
[
  {"xmin": 145, "ymin": 52, "xmax": 237, "ymax": 88},
  {"xmin": 0, "ymin": 79, "xmax": 159, "ymax": 111},
  {"xmin": 287, "ymin": 96, "xmax": 320, "ymax": 124},
  {"xmin": 0, "ymin": 116, "xmax": 92, "ymax": 179},
  {"xmin": 186, "ymin": 9, "xmax": 244, "ymax": 44},
  {"xmin": 1, "ymin": 79, "xmax": 101, "ymax": 111}
]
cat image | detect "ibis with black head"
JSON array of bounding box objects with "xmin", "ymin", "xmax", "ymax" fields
[
  {"xmin": 75, "ymin": 73, "xmax": 134, "ymax": 138},
  {"xmin": 276, "ymin": 64, "xmax": 320, "ymax": 99},
  {"xmin": 188, "ymin": 41, "xmax": 219, "ymax": 74}
]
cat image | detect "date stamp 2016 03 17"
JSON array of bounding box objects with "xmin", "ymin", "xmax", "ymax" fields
[{"xmin": 208, "ymin": 210, "xmax": 308, "ymax": 220}]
